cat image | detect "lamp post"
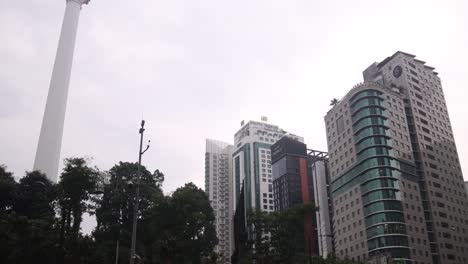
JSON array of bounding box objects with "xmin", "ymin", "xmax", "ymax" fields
[
  {"xmin": 129, "ymin": 120, "xmax": 150, "ymax": 264},
  {"xmin": 114, "ymin": 206, "xmax": 123, "ymax": 264}
]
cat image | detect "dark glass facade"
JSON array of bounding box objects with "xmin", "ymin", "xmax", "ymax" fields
[
  {"xmin": 272, "ymin": 156, "xmax": 304, "ymax": 210},
  {"xmin": 272, "ymin": 137, "xmax": 310, "ymax": 210},
  {"xmin": 271, "ymin": 137, "xmax": 318, "ymax": 256},
  {"xmin": 231, "ymin": 181, "xmax": 248, "ymax": 264}
]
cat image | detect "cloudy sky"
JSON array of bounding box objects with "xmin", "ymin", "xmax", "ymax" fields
[{"xmin": 1, "ymin": 0, "xmax": 468, "ymax": 195}]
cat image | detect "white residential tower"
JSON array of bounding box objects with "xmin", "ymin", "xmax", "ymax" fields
[
  {"xmin": 232, "ymin": 119, "xmax": 303, "ymax": 213},
  {"xmin": 205, "ymin": 139, "xmax": 233, "ymax": 263}
]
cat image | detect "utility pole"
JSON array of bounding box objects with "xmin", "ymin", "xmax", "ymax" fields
[
  {"xmin": 115, "ymin": 208, "xmax": 121, "ymax": 264},
  {"xmin": 129, "ymin": 120, "xmax": 150, "ymax": 264},
  {"xmin": 114, "ymin": 239, "xmax": 119, "ymax": 264}
]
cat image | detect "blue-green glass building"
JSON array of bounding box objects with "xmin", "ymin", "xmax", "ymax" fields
[{"xmin": 326, "ymin": 52, "xmax": 468, "ymax": 264}]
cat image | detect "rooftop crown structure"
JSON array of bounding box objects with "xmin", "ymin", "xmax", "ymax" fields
[{"xmin": 34, "ymin": 0, "xmax": 90, "ymax": 181}]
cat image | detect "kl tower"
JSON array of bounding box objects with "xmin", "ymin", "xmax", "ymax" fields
[{"xmin": 34, "ymin": 0, "xmax": 90, "ymax": 181}]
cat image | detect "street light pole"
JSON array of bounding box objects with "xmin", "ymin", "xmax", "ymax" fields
[
  {"xmin": 115, "ymin": 239, "xmax": 120, "ymax": 264},
  {"xmin": 129, "ymin": 120, "xmax": 149, "ymax": 264},
  {"xmin": 115, "ymin": 207, "xmax": 122, "ymax": 264}
]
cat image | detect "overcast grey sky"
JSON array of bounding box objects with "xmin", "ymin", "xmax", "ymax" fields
[{"xmin": 1, "ymin": 0, "xmax": 468, "ymax": 194}]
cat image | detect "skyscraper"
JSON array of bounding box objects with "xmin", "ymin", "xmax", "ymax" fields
[
  {"xmin": 325, "ymin": 51, "xmax": 468, "ymax": 264},
  {"xmin": 232, "ymin": 120, "xmax": 303, "ymax": 214},
  {"xmin": 34, "ymin": 0, "xmax": 90, "ymax": 181},
  {"xmin": 270, "ymin": 137, "xmax": 334, "ymax": 258},
  {"xmin": 205, "ymin": 139, "xmax": 233, "ymax": 263},
  {"xmin": 271, "ymin": 137, "xmax": 311, "ymax": 211},
  {"xmin": 271, "ymin": 137, "xmax": 319, "ymax": 257}
]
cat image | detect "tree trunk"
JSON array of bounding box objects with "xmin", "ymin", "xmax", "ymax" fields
[
  {"xmin": 70, "ymin": 207, "xmax": 83, "ymax": 264},
  {"xmin": 66, "ymin": 209, "xmax": 72, "ymax": 235},
  {"xmin": 57, "ymin": 208, "xmax": 67, "ymax": 264},
  {"xmin": 72, "ymin": 207, "xmax": 82, "ymax": 237}
]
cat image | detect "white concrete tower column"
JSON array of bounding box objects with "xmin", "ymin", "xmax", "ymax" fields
[{"xmin": 34, "ymin": 0, "xmax": 90, "ymax": 182}]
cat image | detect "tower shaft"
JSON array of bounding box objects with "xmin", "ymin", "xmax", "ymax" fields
[{"xmin": 34, "ymin": 0, "xmax": 87, "ymax": 181}]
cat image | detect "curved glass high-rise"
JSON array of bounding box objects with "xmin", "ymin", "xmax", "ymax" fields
[
  {"xmin": 326, "ymin": 52, "xmax": 468, "ymax": 264},
  {"xmin": 350, "ymin": 88, "xmax": 411, "ymax": 262},
  {"xmin": 328, "ymin": 84, "xmax": 417, "ymax": 263}
]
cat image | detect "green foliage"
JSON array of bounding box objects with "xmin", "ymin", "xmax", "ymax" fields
[
  {"xmin": 149, "ymin": 183, "xmax": 217, "ymax": 264},
  {"xmin": 15, "ymin": 171, "xmax": 57, "ymax": 220},
  {"xmin": 0, "ymin": 168, "xmax": 58, "ymax": 264},
  {"xmin": 244, "ymin": 204, "xmax": 358, "ymax": 264},
  {"xmin": 246, "ymin": 209, "xmax": 272, "ymax": 263},
  {"xmin": 0, "ymin": 159, "xmax": 361, "ymax": 264},
  {"xmin": 57, "ymin": 158, "xmax": 100, "ymax": 264},
  {"xmin": 0, "ymin": 160, "xmax": 219, "ymax": 264},
  {"xmin": 201, "ymin": 251, "xmax": 223, "ymax": 264},
  {"xmin": 270, "ymin": 203, "xmax": 315, "ymax": 262},
  {"xmin": 245, "ymin": 204, "xmax": 316, "ymax": 264},
  {"xmin": 0, "ymin": 165, "xmax": 16, "ymax": 215},
  {"xmin": 93, "ymin": 161, "xmax": 165, "ymax": 264},
  {"xmin": 0, "ymin": 214, "xmax": 59, "ymax": 264},
  {"xmin": 92, "ymin": 164, "xmax": 216, "ymax": 264},
  {"xmin": 330, "ymin": 98, "xmax": 339, "ymax": 106}
]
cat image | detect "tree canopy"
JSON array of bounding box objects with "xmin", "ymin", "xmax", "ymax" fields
[
  {"xmin": 0, "ymin": 158, "xmax": 358, "ymax": 264},
  {"xmin": 330, "ymin": 98, "xmax": 339, "ymax": 106},
  {"xmin": 0, "ymin": 159, "xmax": 217, "ymax": 264},
  {"xmin": 240, "ymin": 204, "xmax": 358, "ymax": 264}
]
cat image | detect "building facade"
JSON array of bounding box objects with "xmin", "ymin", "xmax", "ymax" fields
[
  {"xmin": 231, "ymin": 180, "xmax": 248, "ymax": 264},
  {"xmin": 271, "ymin": 137, "xmax": 318, "ymax": 257},
  {"xmin": 205, "ymin": 139, "xmax": 233, "ymax": 263},
  {"xmin": 271, "ymin": 137, "xmax": 311, "ymax": 211},
  {"xmin": 232, "ymin": 120, "xmax": 303, "ymax": 214},
  {"xmin": 308, "ymin": 150, "xmax": 334, "ymax": 258},
  {"xmin": 325, "ymin": 52, "xmax": 468, "ymax": 264}
]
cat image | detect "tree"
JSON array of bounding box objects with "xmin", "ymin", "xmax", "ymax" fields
[
  {"xmin": 0, "ymin": 160, "xmax": 171, "ymax": 264},
  {"xmin": 201, "ymin": 251, "xmax": 223, "ymax": 264},
  {"xmin": 171, "ymin": 183, "xmax": 217, "ymax": 262},
  {"xmin": 246, "ymin": 209, "xmax": 272, "ymax": 264},
  {"xmin": 149, "ymin": 183, "xmax": 217, "ymax": 264},
  {"xmin": 0, "ymin": 166, "xmax": 18, "ymax": 263},
  {"xmin": 243, "ymin": 204, "xmax": 360, "ymax": 264},
  {"xmin": 94, "ymin": 161, "xmax": 164, "ymax": 264},
  {"xmin": 330, "ymin": 98, "xmax": 339, "ymax": 106},
  {"xmin": 0, "ymin": 165, "xmax": 16, "ymax": 215},
  {"xmin": 0, "ymin": 161, "xmax": 223, "ymax": 264},
  {"xmin": 58, "ymin": 158, "xmax": 99, "ymax": 236},
  {"xmin": 57, "ymin": 158, "xmax": 99, "ymax": 264},
  {"xmin": 269, "ymin": 204, "xmax": 316, "ymax": 263},
  {"xmin": 14, "ymin": 171, "xmax": 56, "ymax": 220},
  {"xmin": 0, "ymin": 170, "xmax": 58, "ymax": 264},
  {"xmin": 245, "ymin": 206, "xmax": 311, "ymax": 263}
]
